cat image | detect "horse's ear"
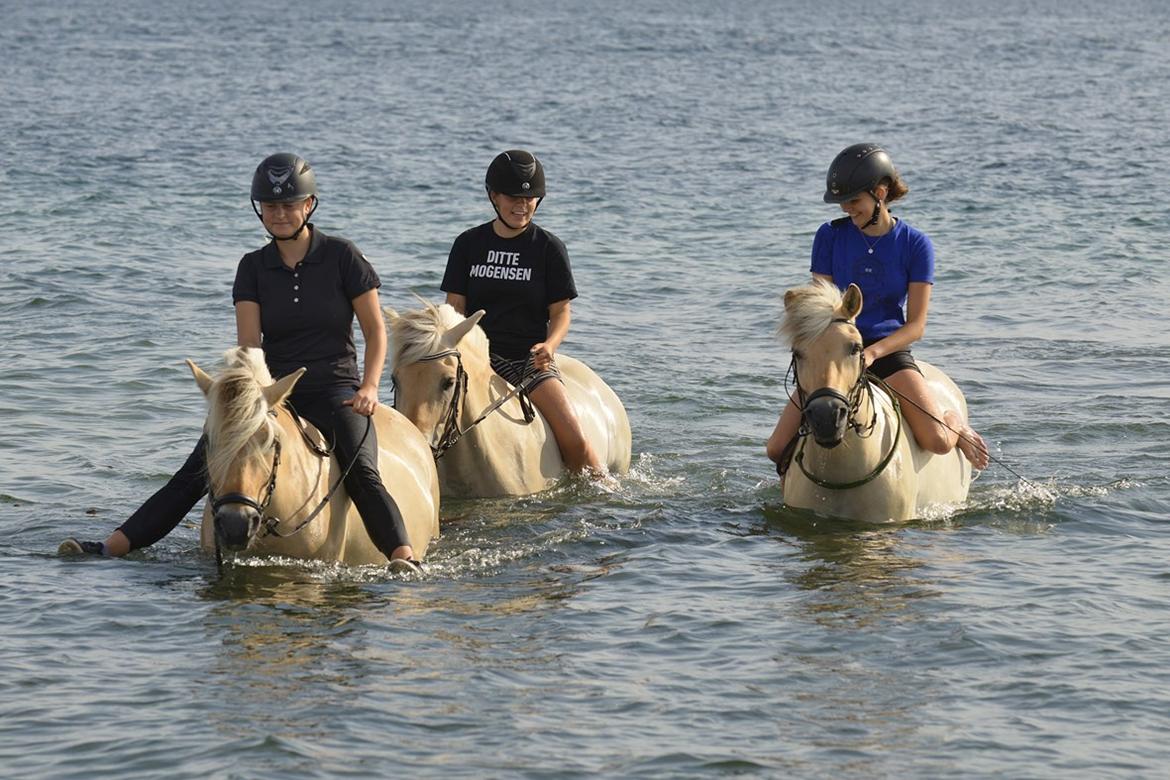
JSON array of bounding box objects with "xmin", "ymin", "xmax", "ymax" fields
[
  {"xmin": 262, "ymin": 367, "xmax": 306, "ymax": 409},
  {"xmin": 187, "ymin": 359, "xmax": 214, "ymax": 396},
  {"xmin": 442, "ymin": 309, "xmax": 486, "ymax": 348},
  {"xmin": 783, "ymin": 289, "xmax": 800, "ymax": 311},
  {"xmin": 842, "ymin": 283, "xmax": 863, "ymax": 320}
]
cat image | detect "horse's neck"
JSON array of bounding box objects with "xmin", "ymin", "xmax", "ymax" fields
[
  {"xmin": 851, "ymin": 381, "xmax": 897, "ymax": 458},
  {"xmin": 269, "ymin": 409, "xmax": 330, "ymax": 513}
]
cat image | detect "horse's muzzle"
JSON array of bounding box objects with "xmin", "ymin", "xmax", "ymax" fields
[
  {"xmin": 213, "ymin": 505, "xmax": 261, "ymax": 552},
  {"xmin": 802, "ymin": 387, "xmax": 850, "ymax": 448}
]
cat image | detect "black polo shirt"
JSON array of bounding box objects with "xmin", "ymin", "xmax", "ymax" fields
[
  {"xmin": 232, "ymin": 226, "xmax": 381, "ymax": 392},
  {"xmin": 440, "ymin": 221, "xmax": 577, "ymax": 359}
]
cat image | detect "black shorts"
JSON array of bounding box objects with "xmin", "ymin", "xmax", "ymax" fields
[
  {"xmin": 866, "ymin": 345, "xmax": 922, "ymax": 380},
  {"xmin": 489, "ymin": 353, "xmax": 563, "ymax": 392}
]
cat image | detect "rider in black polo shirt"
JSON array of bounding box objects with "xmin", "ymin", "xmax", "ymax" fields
[{"xmin": 60, "ymin": 154, "xmax": 419, "ymax": 570}]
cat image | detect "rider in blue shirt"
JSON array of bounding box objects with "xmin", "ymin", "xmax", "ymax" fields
[{"xmin": 767, "ymin": 144, "xmax": 989, "ymax": 476}]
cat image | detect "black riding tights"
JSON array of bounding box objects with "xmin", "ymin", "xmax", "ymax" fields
[{"xmin": 118, "ymin": 385, "xmax": 410, "ymax": 557}]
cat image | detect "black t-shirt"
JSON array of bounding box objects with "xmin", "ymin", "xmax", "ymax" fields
[
  {"xmin": 232, "ymin": 226, "xmax": 381, "ymax": 392},
  {"xmin": 440, "ymin": 221, "xmax": 577, "ymax": 359}
]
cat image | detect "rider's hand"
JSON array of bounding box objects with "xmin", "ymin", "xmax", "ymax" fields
[
  {"xmin": 343, "ymin": 383, "xmax": 379, "ymax": 416},
  {"xmin": 530, "ymin": 343, "xmax": 553, "ymax": 371}
]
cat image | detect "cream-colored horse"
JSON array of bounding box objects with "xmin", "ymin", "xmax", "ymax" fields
[
  {"xmin": 779, "ymin": 281, "xmax": 971, "ymax": 522},
  {"xmin": 385, "ymin": 302, "xmax": 631, "ymax": 498},
  {"xmin": 189, "ymin": 347, "xmax": 439, "ymax": 564}
]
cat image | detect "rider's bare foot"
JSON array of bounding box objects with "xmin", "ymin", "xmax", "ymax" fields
[{"xmin": 956, "ymin": 426, "xmax": 989, "ymax": 470}]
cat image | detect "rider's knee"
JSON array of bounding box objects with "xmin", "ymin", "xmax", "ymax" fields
[{"xmin": 766, "ymin": 436, "xmax": 790, "ymax": 463}]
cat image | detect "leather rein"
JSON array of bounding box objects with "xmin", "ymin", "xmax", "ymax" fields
[{"xmin": 394, "ymin": 349, "xmax": 536, "ymax": 460}]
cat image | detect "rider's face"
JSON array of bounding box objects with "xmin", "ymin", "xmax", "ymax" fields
[
  {"xmin": 490, "ymin": 191, "xmax": 539, "ymax": 231},
  {"xmin": 260, "ymin": 198, "xmax": 314, "ymax": 239}
]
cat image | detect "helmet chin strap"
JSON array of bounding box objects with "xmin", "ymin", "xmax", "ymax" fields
[{"xmin": 863, "ymin": 191, "xmax": 883, "ymax": 229}]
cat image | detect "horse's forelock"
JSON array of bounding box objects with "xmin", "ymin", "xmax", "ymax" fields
[
  {"xmin": 204, "ymin": 351, "xmax": 277, "ymax": 489},
  {"xmin": 391, "ymin": 302, "xmax": 486, "ymax": 367},
  {"xmin": 779, "ymin": 280, "xmax": 845, "ymax": 348}
]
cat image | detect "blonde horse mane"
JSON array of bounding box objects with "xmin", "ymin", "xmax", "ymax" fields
[
  {"xmin": 779, "ymin": 279, "xmax": 849, "ymax": 348},
  {"xmin": 204, "ymin": 347, "xmax": 278, "ymax": 488},
  {"xmin": 388, "ymin": 300, "xmax": 489, "ymax": 369}
]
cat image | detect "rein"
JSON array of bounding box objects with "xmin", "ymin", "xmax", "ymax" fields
[{"xmin": 397, "ymin": 349, "xmax": 537, "ymax": 460}]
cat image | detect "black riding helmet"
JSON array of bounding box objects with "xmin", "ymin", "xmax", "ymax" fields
[
  {"xmin": 823, "ymin": 143, "xmax": 897, "ymax": 204},
  {"xmin": 251, "ymin": 153, "xmax": 318, "ymax": 238},
  {"xmin": 485, "ymin": 150, "xmax": 546, "ymax": 198}
]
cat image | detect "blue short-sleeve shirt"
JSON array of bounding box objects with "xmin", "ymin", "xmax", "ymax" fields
[{"xmin": 810, "ymin": 216, "xmax": 934, "ymax": 341}]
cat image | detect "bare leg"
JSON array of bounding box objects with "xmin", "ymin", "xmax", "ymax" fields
[
  {"xmin": 102, "ymin": 529, "xmax": 131, "ymax": 557},
  {"xmin": 527, "ymin": 380, "xmax": 603, "ymax": 473},
  {"xmin": 885, "ymin": 369, "xmax": 988, "ymax": 469}
]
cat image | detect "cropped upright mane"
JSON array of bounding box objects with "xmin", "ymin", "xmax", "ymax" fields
[
  {"xmin": 779, "ymin": 279, "xmax": 847, "ymax": 348},
  {"xmin": 204, "ymin": 347, "xmax": 278, "ymax": 488},
  {"xmin": 389, "ymin": 301, "xmax": 489, "ymax": 368}
]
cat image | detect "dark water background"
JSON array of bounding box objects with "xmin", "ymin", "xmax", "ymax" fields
[{"xmin": 2, "ymin": 0, "xmax": 1169, "ymax": 777}]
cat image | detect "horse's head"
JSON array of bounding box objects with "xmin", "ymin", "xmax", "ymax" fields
[
  {"xmin": 188, "ymin": 348, "xmax": 304, "ymax": 553},
  {"xmin": 385, "ymin": 302, "xmax": 487, "ymax": 453},
  {"xmin": 781, "ymin": 280, "xmax": 865, "ymax": 448}
]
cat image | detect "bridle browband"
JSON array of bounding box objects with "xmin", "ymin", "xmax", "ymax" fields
[
  {"xmin": 787, "ymin": 317, "xmax": 902, "ymax": 491},
  {"xmin": 393, "ymin": 348, "xmax": 536, "ymax": 460},
  {"xmin": 206, "ymin": 405, "xmax": 369, "ymax": 570}
]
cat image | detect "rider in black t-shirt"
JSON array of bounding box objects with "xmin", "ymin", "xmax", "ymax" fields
[
  {"xmin": 60, "ymin": 154, "xmax": 420, "ymax": 570},
  {"xmin": 441, "ymin": 150, "xmax": 603, "ymax": 474}
]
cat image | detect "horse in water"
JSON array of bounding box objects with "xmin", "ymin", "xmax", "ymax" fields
[
  {"xmin": 385, "ymin": 302, "xmax": 631, "ymax": 498},
  {"xmin": 779, "ymin": 281, "xmax": 972, "ymax": 522},
  {"xmin": 189, "ymin": 348, "xmax": 439, "ymax": 565}
]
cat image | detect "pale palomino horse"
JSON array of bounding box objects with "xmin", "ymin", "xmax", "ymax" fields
[
  {"xmin": 188, "ymin": 347, "xmax": 439, "ymax": 564},
  {"xmin": 384, "ymin": 302, "xmax": 631, "ymax": 498},
  {"xmin": 779, "ymin": 280, "xmax": 971, "ymax": 522}
]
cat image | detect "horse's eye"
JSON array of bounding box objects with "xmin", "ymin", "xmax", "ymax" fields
[
  {"xmin": 851, "ymin": 343, "xmax": 862, "ymax": 355},
  {"xmin": 441, "ymin": 377, "xmax": 456, "ymax": 392}
]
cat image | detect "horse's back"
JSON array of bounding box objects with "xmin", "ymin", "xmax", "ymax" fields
[
  {"xmin": 919, "ymin": 360, "xmax": 968, "ymax": 420},
  {"xmin": 557, "ymin": 355, "xmax": 632, "ymax": 473}
]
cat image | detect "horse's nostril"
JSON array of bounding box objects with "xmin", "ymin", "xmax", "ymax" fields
[{"xmin": 214, "ymin": 508, "xmax": 259, "ymax": 550}]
